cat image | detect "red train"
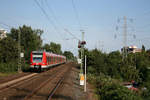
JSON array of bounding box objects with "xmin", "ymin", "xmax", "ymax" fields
[{"xmin": 30, "ymin": 51, "xmax": 66, "ymax": 71}]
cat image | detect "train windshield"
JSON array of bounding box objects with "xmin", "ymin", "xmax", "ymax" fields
[
  {"xmin": 32, "ymin": 53, "xmax": 43, "ymax": 63},
  {"xmin": 33, "ymin": 57, "xmax": 42, "ymax": 63}
]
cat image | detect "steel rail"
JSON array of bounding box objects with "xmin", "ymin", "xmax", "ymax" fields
[
  {"xmin": 23, "ymin": 66, "xmax": 67, "ymax": 100},
  {"xmin": 0, "ymin": 65, "xmax": 63, "ymax": 93},
  {"xmin": 47, "ymin": 65, "xmax": 72, "ymax": 100}
]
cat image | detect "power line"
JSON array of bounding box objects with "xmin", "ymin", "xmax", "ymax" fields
[
  {"xmin": 34, "ymin": 0, "xmax": 62, "ymax": 37},
  {"xmin": 44, "ymin": 0, "xmax": 80, "ymax": 41},
  {"xmin": 44, "ymin": 0, "xmax": 61, "ymax": 27},
  {"xmin": 0, "ymin": 22, "xmax": 12, "ymax": 29},
  {"xmin": 35, "ymin": 0, "xmax": 79, "ymax": 54},
  {"xmin": 71, "ymin": 0, "xmax": 82, "ymax": 28},
  {"xmin": 64, "ymin": 29, "xmax": 80, "ymax": 41}
]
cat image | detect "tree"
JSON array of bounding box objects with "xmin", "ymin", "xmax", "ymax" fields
[
  {"xmin": 106, "ymin": 51, "xmax": 122, "ymax": 78},
  {"xmin": 42, "ymin": 43, "xmax": 51, "ymax": 52},
  {"xmin": 42, "ymin": 42, "xmax": 63, "ymax": 54},
  {"xmin": 63, "ymin": 51, "xmax": 74, "ymax": 61},
  {"xmin": 10, "ymin": 25, "xmax": 43, "ymax": 62},
  {"xmin": 49, "ymin": 42, "xmax": 62, "ymax": 54},
  {"xmin": 100, "ymin": 82, "xmax": 142, "ymax": 100},
  {"xmin": 0, "ymin": 37, "xmax": 18, "ymax": 63}
]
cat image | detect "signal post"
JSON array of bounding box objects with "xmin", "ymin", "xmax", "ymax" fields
[{"xmin": 78, "ymin": 31, "xmax": 86, "ymax": 86}]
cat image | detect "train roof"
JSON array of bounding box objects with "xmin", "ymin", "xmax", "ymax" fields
[
  {"xmin": 32, "ymin": 51, "xmax": 43, "ymax": 53},
  {"xmin": 31, "ymin": 51, "xmax": 66, "ymax": 58}
]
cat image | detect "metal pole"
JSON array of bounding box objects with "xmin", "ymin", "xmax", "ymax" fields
[
  {"xmin": 84, "ymin": 55, "xmax": 86, "ymax": 92},
  {"xmin": 80, "ymin": 31, "xmax": 84, "ymax": 74},
  {"xmin": 80, "ymin": 48, "xmax": 83, "ymax": 74},
  {"xmin": 123, "ymin": 16, "xmax": 127, "ymax": 58},
  {"xmin": 18, "ymin": 31, "xmax": 21, "ymax": 72}
]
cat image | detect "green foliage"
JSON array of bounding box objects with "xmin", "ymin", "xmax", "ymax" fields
[
  {"xmin": 0, "ymin": 25, "xmax": 69, "ymax": 73},
  {"xmin": 135, "ymin": 53, "xmax": 150, "ymax": 82},
  {"xmin": 0, "ymin": 25, "xmax": 43, "ymax": 73},
  {"xmin": 49, "ymin": 42, "xmax": 62, "ymax": 54},
  {"xmin": 100, "ymin": 82, "xmax": 142, "ymax": 100},
  {"xmin": 88, "ymin": 73, "xmax": 142, "ymax": 100},
  {"xmin": 0, "ymin": 37, "xmax": 18, "ymax": 63},
  {"xmin": 84, "ymin": 48, "xmax": 150, "ymax": 100},
  {"xmin": 63, "ymin": 51, "xmax": 75, "ymax": 61},
  {"xmin": 42, "ymin": 42, "xmax": 62, "ymax": 54},
  {"xmin": 119, "ymin": 64, "xmax": 141, "ymax": 82},
  {"xmin": 0, "ymin": 62, "xmax": 18, "ymax": 73},
  {"xmin": 42, "ymin": 43, "xmax": 51, "ymax": 52},
  {"xmin": 10, "ymin": 25, "xmax": 43, "ymax": 62},
  {"xmin": 21, "ymin": 63, "xmax": 30, "ymax": 72}
]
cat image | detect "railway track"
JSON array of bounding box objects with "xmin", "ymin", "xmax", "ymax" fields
[
  {"xmin": 0, "ymin": 73, "xmax": 38, "ymax": 91},
  {"xmin": 0, "ymin": 63, "xmax": 71, "ymax": 100},
  {"xmin": 24, "ymin": 63, "xmax": 71, "ymax": 100},
  {"xmin": 47, "ymin": 77, "xmax": 64, "ymax": 100},
  {"xmin": 47, "ymin": 63, "xmax": 72, "ymax": 100}
]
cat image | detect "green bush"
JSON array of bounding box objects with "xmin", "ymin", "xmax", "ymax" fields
[
  {"xmin": 0, "ymin": 62, "xmax": 30, "ymax": 73},
  {"xmin": 87, "ymin": 73, "xmax": 143, "ymax": 100},
  {"xmin": 21, "ymin": 63, "xmax": 30, "ymax": 72},
  {"xmin": 85, "ymin": 48, "xmax": 150, "ymax": 100},
  {"xmin": 0, "ymin": 62, "xmax": 18, "ymax": 73},
  {"xmin": 99, "ymin": 82, "xmax": 142, "ymax": 100}
]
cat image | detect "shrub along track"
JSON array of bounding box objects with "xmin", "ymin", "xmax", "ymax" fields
[{"xmin": 0, "ymin": 63, "xmax": 72, "ymax": 100}]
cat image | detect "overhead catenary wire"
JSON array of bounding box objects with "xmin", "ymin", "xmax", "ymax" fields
[
  {"xmin": 0, "ymin": 22, "xmax": 15, "ymax": 33},
  {"xmin": 71, "ymin": 0, "xmax": 82, "ymax": 29},
  {"xmin": 64, "ymin": 29, "xmax": 80, "ymax": 41},
  {"xmin": 44, "ymin": 0, "xmax": 62, "ymax": 28},
  {"xmin": 35, "ymin": 0, "xmax": 80, "ymax": 55},
  {"xmin": 34, "ymin": 0, "xmax": 63, "ymax": 38},
  {"xmin": 0, "ymin": 22, "xmax": 12, "ymax": 29},
  {"xmin": 44, "ymin": 0, "xmax": 80, "ymax": 41}
]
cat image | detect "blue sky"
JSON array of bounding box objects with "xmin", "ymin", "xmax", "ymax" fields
[{"xmin": 0, "ymin": 0, "xmax": 150, "ymax": 56}]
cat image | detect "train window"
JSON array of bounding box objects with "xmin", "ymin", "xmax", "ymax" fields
[
  {"xmin": 48, "ymin": 57, "xmax": 49, "ymax": 63},
  {"xmin": 49, "ymin": 56, "xmax": 51, "ymax": 62},
  {"xmin": 47, "ymin": 57, "xmax": 48, "ymax": 61},
  {"xmin": 53, "ymin": 57, "xmax": 55, "ymax": 63},
  {"xmin": 51, "ymin": 57, "xmax": 52, "ymax": 62},
  {"xmin": 32, "ymin": 53, "xmax": 43, "ymax": 55},
  {"xmin": 33, "ymin": 57, "xmax": 42, "ymax": 63}
]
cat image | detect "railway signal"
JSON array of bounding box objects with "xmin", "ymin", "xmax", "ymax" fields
[
  {"xmin": 79, "ymin": 31, "xmax": 86, "ymax": 86},
  {"xmin": 78, "ymin": 40, "xmax": 86, "ymax": 48}
]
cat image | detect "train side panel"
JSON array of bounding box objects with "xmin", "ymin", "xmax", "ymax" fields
[{"xmin": 30, "ymin": 51, "xmax": 66, "ymax": 71}]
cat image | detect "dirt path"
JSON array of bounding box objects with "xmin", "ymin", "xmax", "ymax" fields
[{"xmin": 52, "ymin": 63, "xmax": 96, "ymax": 100}]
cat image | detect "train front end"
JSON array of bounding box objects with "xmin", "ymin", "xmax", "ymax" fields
[{"xmin": 30, "ymin": 51, "xmax": 47, "ymax": 71}]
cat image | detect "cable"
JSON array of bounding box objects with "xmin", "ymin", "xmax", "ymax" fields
[
  {"xmin": 71, "ymin": 0, "xmax": 82, "ymax": 28},
  {"xmin": 64, "ymin": 29, "xmax": 80, "ymax": 41},
  {"xmin": 44, "ymin": 0, "xmax": 80, "ymax": 41},
  {"xmin": 0, "ymin": 22, "xmax": 12, "ymax": 29},
  {"xmin": 34, "ymin": 0, "xmax": 62, "ymax": 37},
  {"xmin": 45, "ymin": 0, "xmax": 61, "ymax": 27},
  {"xmin": 35, "ymin": 0, "xmax": 79, "ymax": 54}
]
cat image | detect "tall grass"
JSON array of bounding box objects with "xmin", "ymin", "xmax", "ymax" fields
[
  {"xmin": 0, "ymin": 62, "xmax": 18, "ymax": 73},
  {"xmin": 0, "ymin": 62, "xmax": 30, "ymax": 73}
]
